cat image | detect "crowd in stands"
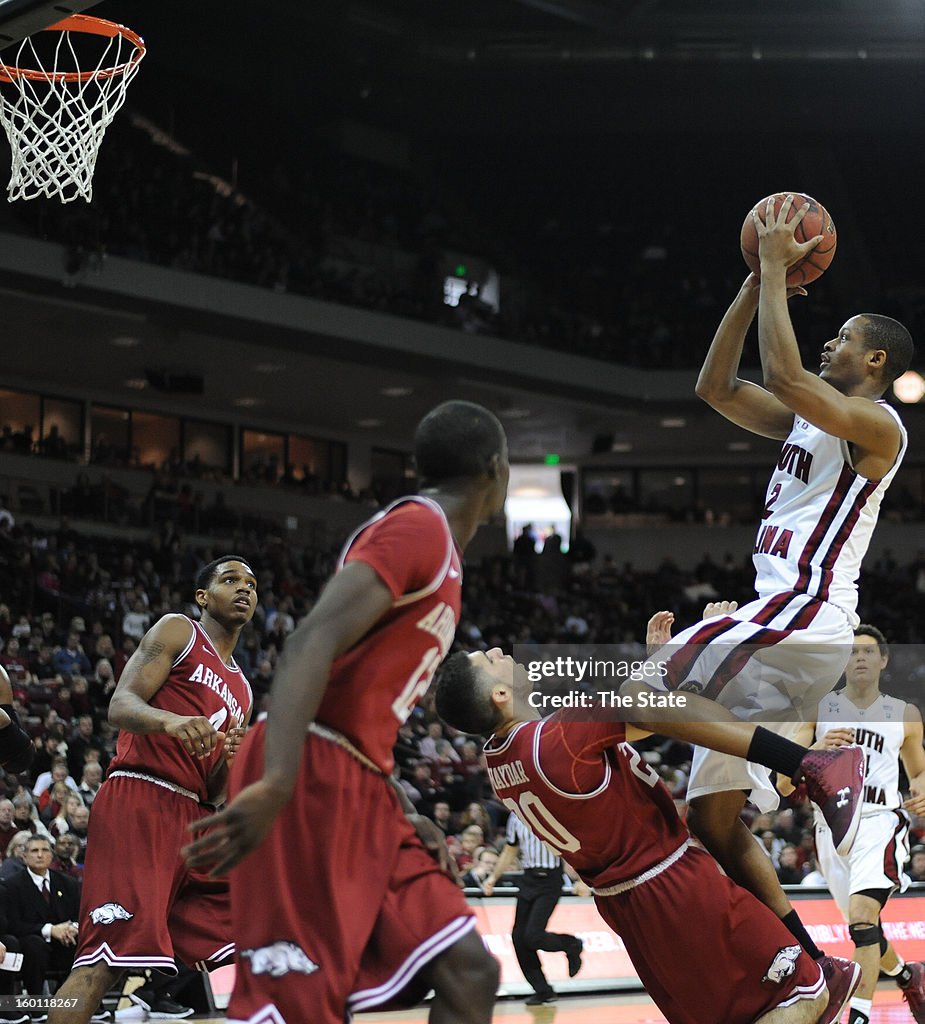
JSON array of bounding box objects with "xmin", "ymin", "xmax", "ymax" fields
[{"xmin": 7, "ymin": 120, "xmax": 922, "ymax": 374}]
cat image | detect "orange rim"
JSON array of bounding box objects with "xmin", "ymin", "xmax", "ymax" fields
[{"xmin": 0, "ymin": 14, "xmax": 145, "ymax": 84}]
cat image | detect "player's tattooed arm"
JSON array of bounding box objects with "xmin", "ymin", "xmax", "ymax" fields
[{"xmin": 109, "ymin": 614, "xmax": 223, "ymax": 756}]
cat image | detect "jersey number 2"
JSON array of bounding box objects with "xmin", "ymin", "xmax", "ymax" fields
[{"xmin": 501, "ymin": 794, "xmax": 581, "ymax": 856}]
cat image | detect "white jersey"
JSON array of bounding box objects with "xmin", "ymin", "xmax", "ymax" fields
[
  {"xmin": 753, "ymin": 403, "xmax": 906, "ymax": 625},
  {"xmin": 815, "ymin": 690, "xmax": 907, "ymax": 815}
]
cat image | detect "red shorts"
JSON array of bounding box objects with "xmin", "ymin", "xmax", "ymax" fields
[
  {"xmin": 74, "ymin": 776, "xmax": 233, "ymax": 974},
  {"xmin": 226, "ymin": 724, "xmax": 475, "ymax": 1024},
  {"xmin": 596, "ymin": 846, "xmax": 824, "ymax": 1024}
]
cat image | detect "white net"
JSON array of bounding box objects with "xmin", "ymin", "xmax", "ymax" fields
[{"xmin": 0, "ymin": 17, "xmax": 145, "ymax": 203}]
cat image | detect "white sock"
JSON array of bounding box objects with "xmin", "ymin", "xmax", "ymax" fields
[
  {"xmin": 849, "ymin": 997, "xmax": 872, "ymax": 1017},
  {"xmin": 882, "ymin": 956, "xmax": 904, "ymax": 977}
]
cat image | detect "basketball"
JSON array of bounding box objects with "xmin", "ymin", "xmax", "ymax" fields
[{"xmin": 740, "ymin": 192, "xmax": 837, "ymax": 286}]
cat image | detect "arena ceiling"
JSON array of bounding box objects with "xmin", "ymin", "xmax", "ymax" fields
[{"xmin": 3, "ymin": 2, "xmax": 924, "ymax": 464}]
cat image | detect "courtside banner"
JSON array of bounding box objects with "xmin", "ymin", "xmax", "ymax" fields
[
  {"xmin": 470, "ymin": 891, "xmax": 925, "ymax": 994},
  {"xmin": 204, "ymin": 891, "xmax": 925, "ymax": 1004}
]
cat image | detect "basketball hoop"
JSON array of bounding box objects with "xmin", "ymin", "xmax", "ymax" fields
[{"xmin": 0, "ymin": 14, "xmax": 145, "ymax": 203}]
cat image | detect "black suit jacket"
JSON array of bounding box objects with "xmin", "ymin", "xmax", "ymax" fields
[{"xmin": 4, "ymin": 869, "xmax": 80, "ymax": 939}]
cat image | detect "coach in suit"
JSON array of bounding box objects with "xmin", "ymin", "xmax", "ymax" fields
[{"xmin": 5, "ymin": 835, "xmax": 80, "ymax": 994}]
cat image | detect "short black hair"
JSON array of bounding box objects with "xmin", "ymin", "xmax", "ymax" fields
[
  {"xmin": 434, "ymin": 652, "xmax": 502, "ymax": 737},
  {"xmin": 854, "ymin": 624, "xmax": 888, "ymax": 656},
  {"xmin": 194, "ymin": 555, "xmax": 254, "ymax": 593},
  {"xmin": 414, "ymin": 401, "xmax": 505, "ymax": 487},
  {"xmin": 859, "ymin": 314, "xmax": 914, "ymax": 386}
]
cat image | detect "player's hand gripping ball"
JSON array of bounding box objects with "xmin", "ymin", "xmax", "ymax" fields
[{"xmin": 740, "ymin": 192, "xmax": 836, "ymax": 286}]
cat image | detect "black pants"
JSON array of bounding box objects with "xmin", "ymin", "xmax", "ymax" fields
[
  {"xmin": 511, "ymin": 871, "xmax": 577, "ymax": 996},
  {"xmin": 18, "ymin": 934, "xmax": 74, "ymax": 995}
]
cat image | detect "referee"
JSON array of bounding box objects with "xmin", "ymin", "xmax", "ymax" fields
[{"xmin": 484, "ymin": 813, "xmax": 583, "ymax": 1004}]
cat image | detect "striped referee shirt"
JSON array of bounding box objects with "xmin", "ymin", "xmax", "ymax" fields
[{"xmin": 505, "ymin": 813, "xmax": 560, "ymax": 870}]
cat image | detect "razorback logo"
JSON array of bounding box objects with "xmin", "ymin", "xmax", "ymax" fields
[
  {"xmin": 89, "ymin": 903, "xmax": 133, "ymax": 925},
  {"xmin": 762, "ymin": 944, "xmax": 801, "ymax": 984},
  {"xmin": 241, "ymin": 941, "xmax": 319, "ymax": 978}
]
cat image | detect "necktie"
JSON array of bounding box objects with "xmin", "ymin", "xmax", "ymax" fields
[{"xmin": 42, "ymin": 878, "xmax": 50, "ymax": 904}]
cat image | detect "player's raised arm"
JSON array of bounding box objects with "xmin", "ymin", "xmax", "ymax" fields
[
  {"xmin": 755, "ymin": 195, "xmax": 905, "ymax": 470},
  {"xmin": 901, "ymin": 704, "xmax": 925, "ymax": 816},
  {"xmin": 695, "ymin": 273, "xmax": 796, "ymax": 440},
  {"xmin": 185, "ymin": 561, "xmax": 394, "ymax": 874},
  {"xmin": 0, "ymin": 664, "xmax": 32, "ymax": 773}
]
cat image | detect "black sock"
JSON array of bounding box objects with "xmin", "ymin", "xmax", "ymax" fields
[
  {"xmin": 897, "ymin": 963, "xmax": 915, "ymax": 986},
  {"xmin": 746, "ymin": 726, "xmax": 806, "ymax": 778},
  {"xmin": 780, "ymin": 909, "xmax": 824, "ymax": 960},
  {"xmin": 847, "ymin": 1010, "xmax": 869, "ymax": 1024}
]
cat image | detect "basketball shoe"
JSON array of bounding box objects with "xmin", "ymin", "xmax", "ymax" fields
[
  {"xmin": 797, "ymin": 746, "xmax": 864, "ymax": 856},
  {"xmin": 899, "ymin": 960, "xmax": 925, "ymax": 1023},
  {"xmin": 816, "ymin": 955, "xmax": 861, "ymax": 1024},
  {"xmin": 128, "ymin": 987, "xmax": 193, "ymax": 1020}
]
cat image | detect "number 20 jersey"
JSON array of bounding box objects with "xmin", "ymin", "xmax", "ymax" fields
[
  {"xmin": 483, "ymin": 714, "xmax": 688, "ymax": 890},
  {"xmin": 316, "ymin": 496, "xmax": 462, "ymax": 774}
]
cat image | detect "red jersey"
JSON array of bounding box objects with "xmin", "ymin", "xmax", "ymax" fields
[
  {"xmin": 109, "ymin": 616, "xmax": 253, "ymax": 801},
  {"xmin": 317, "ymin": 496, "xmax": 461, "ymax": 773},
  {"xmin": 483, "ymin": 714, "xmax": 688, "ymax": 890}
]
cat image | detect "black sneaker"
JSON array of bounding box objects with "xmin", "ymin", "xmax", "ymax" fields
[
  {"xmin": 525, "ymin": 992, "xmax": 557, "ymax": 1005},
  {"xmin": 566, "ymin": 937, "xmax": 584, "ymax": 978},
  {"xmin": 129, "ymin": 988, "xmax": 194, "ymax": 1020}
]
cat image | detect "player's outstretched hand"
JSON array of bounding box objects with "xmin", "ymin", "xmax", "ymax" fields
[
  {"xmin": 741, "ymin": 271, "xmax": 808, "ymax": 300},
  {"xmin": 408, "ymin": 813, "xmax": 454, "ymax": 876},
  {"xmin": 812, "ymin": 727, "xmax": 856, "ymax": 751},
  {"xmin": 702, "ymin": 600, "xmax": 737, "ymax": 620},
  {"xmin": 184, "ymin": 779, "xmax": 287, "ymax": 876},
  {"xmin": 165, "ymin": 715, "xmax": 224, "ymax": 759},
  {"xmin": 753, "ymin": 194, "xmax": 824, "ymax": 270},
  {"xmin": 646, "ymin": 611, "xmax": 674, "ymax": 650}
]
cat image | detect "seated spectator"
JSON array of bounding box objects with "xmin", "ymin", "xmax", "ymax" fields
[
  {"xmin": 50, "ymin": 833, "xmax": 83, "ymax": 882},
  {"xmin": 449, "ymin": 824, "xmax": 484, "ymax": 874},
  {"xmin": 776, "ymin": 844, "xmax": 805, "ymax": 885},
  {"xmin": 0, "ymin": 799, "xmax": 16, "ymax": 854},
  {"xmin": 909, "ymin": 845, "xmax": 925, "ymax": 883},
  {"xmin": 0, "ymin": 882, "xmax": 25, "ymax": 1020},
  {"xmin": 461, "ymin": 847, "xmax": 500, "ymax": 890},
  {"xmin": 38, "ymin": 781, "xmax": 72, "ymax": 825},
  {"xmin": 429, "ymin": 800, "xmax": 452, "ymax": 837},
  {"xmin": 10, "ymin": 796, "xmax": 50, "ymax": 844},
  {"xmin": 51, "ymin": 633, "xmax": 91, "ymax": 679},
  {"xmin": 418, "ymin": 721, "xmax": 445, "ymax": 762},
  {"xmin": 33, "ymin": 756, "xmax": 78, "ymax": 801},
  {"xmin": 454, "ymin": 801, "xmax": 494, "ymax": 843},
  {"xmin": 0, "ymin": 831, "xmax": 32, "ymax": 881},
  {"xmin": 77, "ymin": 762, "xmax": 103, "ymax": 807},
  {"xmin": 49, "ymin": 792, "xmax": 84, "ymax": 838},
  {"xmin": 65, "ymin": 803, "xmax": 89, "ymax": 862},
  {"xmin": 121, "ymin": 600, "xmax": 150, "ymax": 642},
  {"xmin": 6, "ymin": 835, "xmax": 81, "ymax": 995},
  {"xmin": 66, "ymin": 716, "xmax": 108, "ymax": 779}
]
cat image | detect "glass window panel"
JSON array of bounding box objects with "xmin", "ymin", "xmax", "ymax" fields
[
  {"xmin": 40, "ymin": 397, "xmax": 82, "ymax": 458},
  {"xmin": 183, "ymin": 420, "xmax": 231, "ymax": 474},
  {"xmin": 133, "ymin": 412, "xmax": 180, "ymax": 471},
  {"xmin": 241, "ymin": 429, "xmax": 284, "ymax": 483},
  {"xmin": 90, "ymin": 405, "xmax": 130, "ymax": 465},
  {"xmin": 638, "ymin": 469, "xmax": 693, "ymax": 516},
  {"xmin": 0, "ymin": 389, "xmax": 41, "ymax": 453}
]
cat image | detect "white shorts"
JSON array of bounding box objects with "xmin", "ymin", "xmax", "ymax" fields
[
  {"xmin": 815, "ymin": 809, "xmax": 911, "ymax": 918},
  {"xmin": 648, "ymin": 591, "xmax": 854, "ymax": 811}
]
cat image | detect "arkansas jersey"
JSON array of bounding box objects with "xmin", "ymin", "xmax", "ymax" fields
[
  {"xmin": 109, "ymin": 616, "xmax": 253, "ymax": 802},
  {"xmin": 483, "ymin": 714, "xmax": 688, "ymax": 890},
  {"xmin": 754, "ymin": 403, "xmax": 906, "ymax": 623},
  {"xmin": 316, "ymin": 496, "xmax": 461, "ymax": 774},
  {"xmin": 815, "ymin": 691, "xmax": 907, "ymax": 814}
]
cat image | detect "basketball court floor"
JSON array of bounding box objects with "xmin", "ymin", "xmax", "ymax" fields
[{"xmin": 177, "ymin": 983, "xmax": 911, "ymax": 1023}]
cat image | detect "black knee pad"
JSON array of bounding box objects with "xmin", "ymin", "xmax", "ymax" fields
[
  {"xmin": 849, "ymin": 922, "xmax": 880, "ymax": 948},
  {"xmin": 879, "ymin": 917, "xmax": 888, "ymax": 956}
]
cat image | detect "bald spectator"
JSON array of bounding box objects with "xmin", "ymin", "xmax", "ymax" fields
[
  {"xmin": 77, "ymin": 762, "xmax": 102, "ymax": 807},
  {"xmin": 0, "ymin": 800, "xmax": 16, "ymax": 855}
]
